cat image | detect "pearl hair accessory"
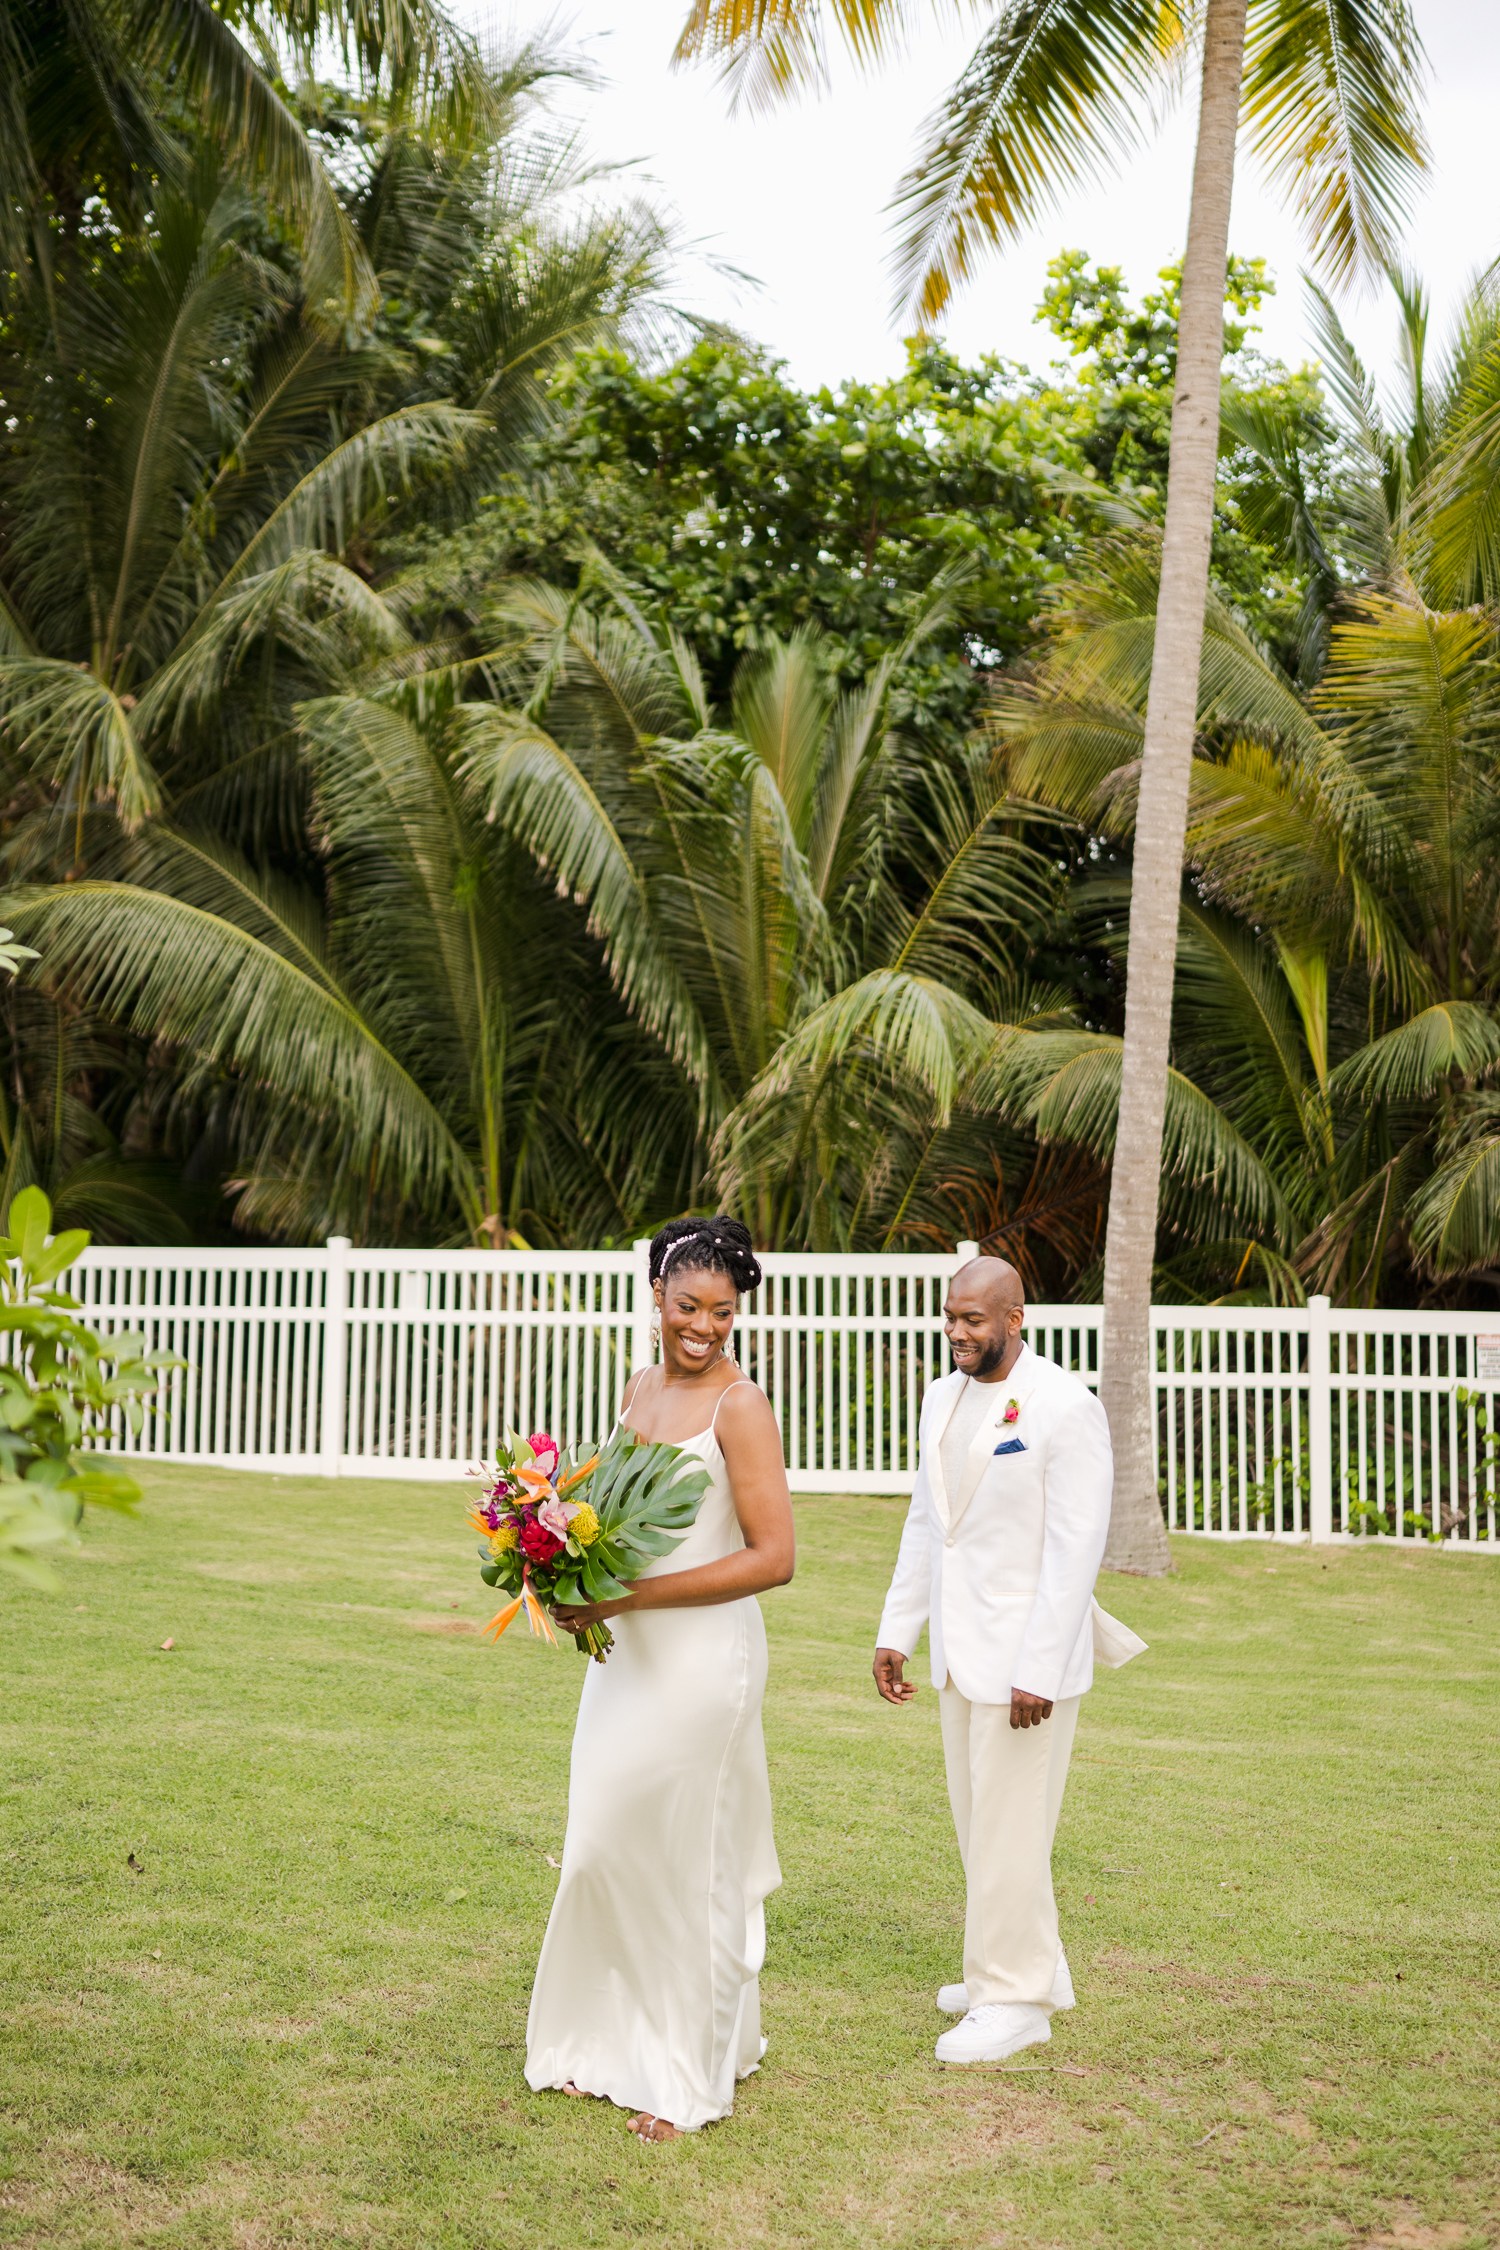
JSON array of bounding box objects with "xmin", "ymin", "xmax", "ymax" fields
[{"xmin": 659, "ymin": 1228, "xmax": 729, "ymax": 1277}]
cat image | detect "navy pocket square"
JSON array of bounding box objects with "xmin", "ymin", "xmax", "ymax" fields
[{"xmin": 993, "ymin": 1437, "xmax": 1027, "ymax": 1456}]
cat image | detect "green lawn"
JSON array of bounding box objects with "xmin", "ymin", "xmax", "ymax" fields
[{"xmin": 2, "ymin": 1466, "xmax": 1497, "ymax": 2250}]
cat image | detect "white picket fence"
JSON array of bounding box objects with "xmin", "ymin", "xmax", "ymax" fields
[{"xmin": 59, "ymin": 1238, "xmax": 1500, "ymax": 1547}]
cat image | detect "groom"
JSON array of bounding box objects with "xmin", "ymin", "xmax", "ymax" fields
[{"xmin": 873, "ymin": 1254, "xmax": 1129, "ymax": 2065}]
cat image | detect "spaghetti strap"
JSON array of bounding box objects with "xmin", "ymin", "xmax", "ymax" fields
[
  {"xmin": 616, "ymin": 1372, "xmax": 750, "ymax": 1446},
  {"xmin": 708, "ymin": 1378, "xmax": 751, "ymax": 1438}
]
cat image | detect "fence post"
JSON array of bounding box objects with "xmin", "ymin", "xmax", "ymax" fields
[
  {"xmin": 956, "ymin": 1240, "xmax": 978, "ymax": 1266},
  {"xmin": 1307, "ymin": 1292, "xmax": 1333, "ymax": 1542},
  {"xmin": 321, "ymin": 1236, "xmax": 351, "ymax": 1477},
  {"xmin": 629, "ymin": 1238, "xmax": 652, "ymax": 1379}
]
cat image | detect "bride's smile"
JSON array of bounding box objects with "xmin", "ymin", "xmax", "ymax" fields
[{"xmin": 659, "ymin": 1271, "xmax": 738, "ymax": 1373}]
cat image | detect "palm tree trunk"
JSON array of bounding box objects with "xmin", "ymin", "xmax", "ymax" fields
[{"xmin": 1098, "ymin": 0, "xmax": 1248, "ymax": 1575}]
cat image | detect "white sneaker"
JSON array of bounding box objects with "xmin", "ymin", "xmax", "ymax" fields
[
  {"xmin": 935, "ymin": 2003, "xmax": 1051, "ymax": 2064},
  {"xmin": 937, "ymin": 1951, "xmax": 1075, "ymax": 2015}
]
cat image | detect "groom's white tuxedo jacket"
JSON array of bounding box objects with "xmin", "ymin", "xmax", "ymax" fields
[{"xmin": 877, "ymin": 1343, "xmax": 1115, "ymax": 1705}]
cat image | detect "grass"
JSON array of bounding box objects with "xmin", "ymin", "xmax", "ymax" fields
[{"xmin": 2, "ymin": 1466, "xmax": 1497, "ymax": 2250}]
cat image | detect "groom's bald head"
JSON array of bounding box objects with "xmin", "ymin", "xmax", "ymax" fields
[
  {"xmin": 953, "ymin": 1255, "xmax": 1024, "ymax": 1314},
  {"xmin": 944, "ymin": 1255, "xmax": 1026, "ymax": 1381}
]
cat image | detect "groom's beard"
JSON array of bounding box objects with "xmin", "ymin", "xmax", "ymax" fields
[{"xmin": 965, "ymin": 1336, "xmax": 1010, "ymax": 1380}]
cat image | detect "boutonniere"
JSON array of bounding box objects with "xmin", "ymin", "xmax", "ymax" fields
[{"xmin": 1002, "ymin": 1398, "xmax": 1020, "ymax": 1425}]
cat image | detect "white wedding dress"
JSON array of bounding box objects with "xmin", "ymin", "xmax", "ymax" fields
[{"xmin": 524, "ymin": 1387, "xmax": 782, "ymax": 2130}]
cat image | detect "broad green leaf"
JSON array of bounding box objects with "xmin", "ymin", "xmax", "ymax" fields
[
  {"xmin": 30, "ymin": 1233, "xmax": 92, "ymax": 1286},
  {"xmin": 9, "ymin": 1187, "xmax": 53, "ymax": 1272}
]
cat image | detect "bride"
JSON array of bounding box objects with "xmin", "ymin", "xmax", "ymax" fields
[{"xmin": 524, "ymin": 1215, "xmax": 795, "ymax": 2140}]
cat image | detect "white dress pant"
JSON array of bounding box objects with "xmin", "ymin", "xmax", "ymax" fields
[{"xmin": 938, "ymin": 1686, "xmax": 1081, "ymax": 2010}]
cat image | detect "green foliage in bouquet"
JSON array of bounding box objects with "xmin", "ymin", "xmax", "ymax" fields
[
  {"xmin": 473, "ymin": 1424, "xmax": 711, "ymax": 1660},
  {"xmin": 0, "ymin": 1186, "xmax": 178, "ymax": 1590},
  {"xmin": 552, "ymin": 1430, "xmax": 709, "ymax": 1611}
]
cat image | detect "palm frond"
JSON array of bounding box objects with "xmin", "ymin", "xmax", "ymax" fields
[
  {"xmin": 731, "ymin": 631, "xmax": 836, "ymax": 850},
  {"xmin": 487, "ymin": 581, "xmax": 698, "ymax": 746},
  {"xmin": 0, "ymin": 660, "xmax": 162, "ymax": 827},
  {"xmin": 673, "ymin": 0, "xmax": 922, "ymax": 115},
  {"xmin": 888, "ymin": 0, "xmax": 1182, "ymax": 323},
  {"xmin": 1, "ymin": 838, "xmax": 471, "ymax": 1209},
  {"xmin": 1242, "ymin": 0, "xmax": 1428, "ymax": 290},
  {"xmin": 140, "ymin": 556, "xmax": 409, "ymax": 743},
  {"xmin": 1328, "ymin": 1001, "xmax": 1500, "ymax": 1101},
  {"xmin": 454, "ymin": 708, "xmax": 722, "ymax": 1113},
  {"xmin": 214, "ymin": 402, "xmax": 483, "ymax": 601},
  {"xmin": 1146, "ymin": 1235, "xmax": 1307, "ymax": 1307},
  {"xmin": 1420, "ymin": 342, "xmax": 1500, "ymax": 607},
  {"xmin": 732, "ymin": 968, "xmax": 998, "ymax": 1122},
  {"xmin": 882, "ymin": 750, "xmax": 1051, "ymax": 989},
  {"xmin": 132, "ymin": 0, "xmax": 380, "ymax": 330},
  {"xmin": 1407, "ymin": 1117, "xmax": 1500, "ymax": 1276},
  {"xmin": 1172, "ymin": 904, "xmax": 1323, "ymax": 1169},
  {"xmin": 994, "ymin": 532, "xmax": 1330, "ymax": 821},
  {"xmin": 989, "ymin": 1028, "xmax": 1292, "ymax": 1238}
]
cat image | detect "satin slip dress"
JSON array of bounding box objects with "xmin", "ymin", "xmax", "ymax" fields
[{"xmin": 523, "ymin": 1384, "xmax": 782, "ymax": 2130}]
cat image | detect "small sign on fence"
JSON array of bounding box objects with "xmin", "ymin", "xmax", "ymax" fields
[{"xmin": 1475, "ymin": 1337, "xmax": 1500, "ymax": 1384}]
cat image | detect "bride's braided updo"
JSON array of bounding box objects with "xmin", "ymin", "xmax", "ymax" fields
[{"xmin": 649, "ymin": 1214, "xmax": 762, "ymax": 1295}]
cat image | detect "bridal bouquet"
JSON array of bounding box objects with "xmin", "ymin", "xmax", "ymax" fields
[{"xmin": 468, "ymin": 1425, "xmax": 710, "ymax": 1662}]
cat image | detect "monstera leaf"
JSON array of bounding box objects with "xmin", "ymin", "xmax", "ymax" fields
[{"xmin": 550, "ymin": 1428, "xmax": 711, "ymax": 1608}]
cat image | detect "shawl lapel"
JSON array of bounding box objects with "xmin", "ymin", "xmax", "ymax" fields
[
  {"xmin": 926, "ymin": 1374, "xmax": 968, "ymax": 1529},
  {"xmin": 947, "ymin": 1346, "xmax": 1041, "ymax": 1533}
]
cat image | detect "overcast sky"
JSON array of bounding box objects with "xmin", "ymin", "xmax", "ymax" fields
[{"xmin": 464, "ymin": 2, "xmax": 1500, "ymax": 399}]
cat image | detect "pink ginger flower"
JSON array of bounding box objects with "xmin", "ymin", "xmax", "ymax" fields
[{"xmin": 528, "ymin": 1430, "xmax": 560, "ymax": 1478}]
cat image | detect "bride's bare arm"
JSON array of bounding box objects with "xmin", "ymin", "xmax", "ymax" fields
[{"xmin": 552, "ymin": 1384, "xmax": 794, "ymax": 1627}]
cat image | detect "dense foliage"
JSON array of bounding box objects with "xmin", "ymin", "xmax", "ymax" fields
[
  {"xmin": 3, "ymin": 9, "xmax": 1500, "ymax": 1307},
  {"xmin": 0, "ymin": 1185, "xmax": 165, "ymax": 1588}
]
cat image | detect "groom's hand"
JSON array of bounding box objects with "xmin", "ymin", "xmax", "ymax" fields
[
  {"xmin": 1009, "ymin": 1687, "xmax": 1054, "ymax": 1729},
  {"xmin": 873, "ymin": 1647, "xmax": 917, "ymax": 1704}
]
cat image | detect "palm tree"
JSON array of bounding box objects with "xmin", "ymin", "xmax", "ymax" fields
[
  {"xmin": 477, "ymin": 572, "xmax": 1303, "ymax": 1274},
  {"xmin": 1, "ymin": 570, "xmax": 1086, "ymax": 1250},
  {"xmin": 675, "ymin": 0, "xmax": 1430, "ymax": 1569},
  {"xmin": 0, "ymin": 75, "xmax": 694, "ymax": 1239},
  {"xmin": 455, "ymin": 572, "xmax": 1066, "ymax": 1248},
  {"xmin": 0, "ymin": 43, "xmax": 706, "ymax": 870},
  {"xmin": 1, "ymin": 0, "xmax": 497, "ymax": 327},
  {"xmin": 0, "ymin": 684, "xmax": 694, "ymax": 1247},
  {"xmin": 992, "ymin": 374, "xmax": 1500, "ymax": 1310},
  {"xmin": 0, "ymin": 152, "xmax": 480, "ymax": 865}
]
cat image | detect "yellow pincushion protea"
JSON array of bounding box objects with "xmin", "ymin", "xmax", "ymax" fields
[
  {"xmin": 491, "ymin": 1524, "xmax": 519, "ymax": 1554},
  {"xmin": 568, "ymin": 1503, "xmax": 600, "ymax": 1547}
]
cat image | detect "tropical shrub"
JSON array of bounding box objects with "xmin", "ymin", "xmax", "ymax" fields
[{"xmin": 0, "ymin": 1186, "xmax": 171, "ymax": 1589}]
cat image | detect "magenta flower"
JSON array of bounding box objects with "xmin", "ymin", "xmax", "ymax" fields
[
  {"xmin": 1002, "ymin": 1398, "xmax": 1020, "ymax": 1425},
  {"xmin": 528, "ymin": 1431, "xmax": 560, "ymax": 1478}
]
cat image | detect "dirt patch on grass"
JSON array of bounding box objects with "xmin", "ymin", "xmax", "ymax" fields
[
  {"xmin": 1360, "ymin": 2223, "xmax": 1472, "ymax": 2248},
  {"xmin": 0, "ymin": 2156, "xmax": 277, "ymax": 2247},
  {"xmin": 1140, "ymin": 1957, "xmax": 1274, "ymax": 1992},
  {"xmin": 410, "ymin": 1615, "xmax": 482, "ymax": 1635}
]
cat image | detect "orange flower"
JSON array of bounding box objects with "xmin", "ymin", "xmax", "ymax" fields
[
  {"xmin": 558, "ymin": 1455, "xmax": 598, "ymax": 1494},
  {"xmin": 481, "ymin": 1592, "xmax": 524, "ymax": 1641},
  {"xmin": 523, "ymin": 1583, "xmax": 558, "ymax": 1644},
  {"xmin": 481, "ymin": 1579, "xmax": 558, "ymax": 1646}
]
